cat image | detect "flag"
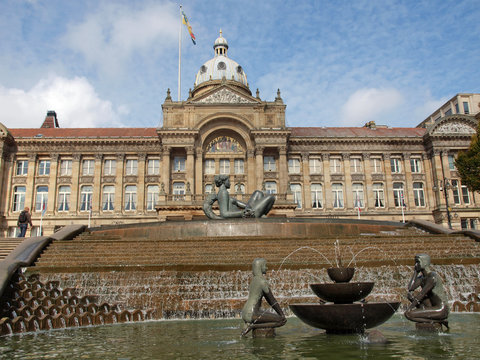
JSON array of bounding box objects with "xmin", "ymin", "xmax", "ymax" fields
[
  {"xmin": 401, "ymin": 192, "xmax": 407, "ymax": 208},
  {"xmin": 182, "ymin": 10, "xmax": 196, "ymax": 45},
  {"xmin": 41, "ymin": 201, "xmax": 47, "ymax": 216}
]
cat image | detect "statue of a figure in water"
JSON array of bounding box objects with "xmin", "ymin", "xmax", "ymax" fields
[
  {"xmin": 241, "ymin": 258, "xmax": 286, "ymax": 337},
  {"xmin": 203, "ymin": 175, "xmax": 275, "ymax": 219},
  {"xmin": 404, "ymin": 254, "xmax": 449, "ymax": 329}
]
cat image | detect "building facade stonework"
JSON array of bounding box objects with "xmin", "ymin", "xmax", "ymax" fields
[{"xmin": 0, "ymin": 34, "xmax": 478, "ymax": 236}]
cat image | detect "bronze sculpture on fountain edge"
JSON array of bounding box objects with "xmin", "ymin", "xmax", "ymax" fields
[
  {"xmin": 404, "ymin": 254, "xmax": 449, "ymax": 329},
  {"xmin": 203, "ymin": 175, "xmax": 275, "ymax": 219}
]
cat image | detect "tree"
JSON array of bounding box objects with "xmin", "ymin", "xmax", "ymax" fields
[{"xmin": 455, "ymin": 121, "xmax": 480, "ymax": 192}]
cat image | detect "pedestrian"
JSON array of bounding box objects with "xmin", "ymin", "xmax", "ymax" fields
[{"xmin": 17, "ymin": 207, "xmax": 32, "ymax": 237}]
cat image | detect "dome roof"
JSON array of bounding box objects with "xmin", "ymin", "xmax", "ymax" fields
[{"xmin": 194, "ymin": 31, "xmax": 248, "ymax": 88}]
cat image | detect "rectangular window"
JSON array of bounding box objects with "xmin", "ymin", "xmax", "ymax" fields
[
  {"xmin": 147, "ymin": 159, "xmax": 160, "ymax": 175},
  {"xmin": 393, "ymin": 182, "xmax": 405, "ymax": 207},
  {"xmin": 125, "ymin": 159, "xmax": 138, "ymax": 175},
  {"xmin": 173, "ymin": 156, "xmax": 186, "ymax": 172},
  {"xmin": 172, "ymin": 182, "xmax": 185, "ymax": 201},
  {"xmin": 330, "ymin": 158, "xmax": 342, "ymax": 174},
  {"xmin": 288, "ymin": 159, "xmax": 301, "ymax": 174},
  {"xmin": 311, "ymin": 184, "xmax": 323, "ymax": 209},
  {"xmin": 350, "ymin": 158, "xmax": 363, "ymax": 174},
  {"xmin": 58, "ymin": 185, "xmax": 71, "ymax": 212},
  {"xmin": 204, "ymin": 159, "xmax": 215, "ymax": 174},
  {"xmin": 352, "ymin": 183, "xmax": 364, "ymax": 208},
  {"xmin": 264, "ymin": 181, "xmax": 277, "ymax": 194},
  {"xmin": 410, "ymin": 158, "xmax": 422, "ymax": 173},
  {"xmin": 35, "ymin": 186, "xmax": 48, "ymax": 212},
  {"xmin": 264, "ymin": 156, "xmax": 276, "ymax": 172},
  {"xmin": 38, "ymin": 160, "xmax": 50, "ymax": 176},
  {"xmin": 461, "ymin": 184, "xmax": 470, "ymax": 204},
  {"xmin": 82, "ymin": 159, "xmax": 95, "ymax": 176},
  {"xmin": 373, "ymin": 183, "xmax": 385, "ymax": 208},
  {"xmin": 290, "ymin": 183, "xmax": 302, "ymax": 209},
  {"xmin": 235, "ymin": 183, "xmax": 245, "ymax": 194},
  {"xmin": 16, "ymin": 160, "xmax": 28, "ymax": 176},
  {"xmin": 309, "ymin": 158, "xmax": 322, "ymax": 174},
  {"xmin": 80, "ymin": 185, "xmax": 93, "ymax": 211},
  {"xmin": 13, "ymin": 186, "xmax": 26, "ymax": 212},
  {"xmin": 124, "ymin": 185, "xmax": 137, "ymax": 210},
  {"xmin": 205, "ymin": 184, "xmax": 214, "ymax": 194},
  {"xmin": 102, "ymin": 185, "xmax": 115, "ymax": 211},
  {"xmin": 219, "ymin": 159, "xmax": 230, "ymax": 175},
  {"xmin": 463, "ymin": 101, "xmax": 469, "ymax": 114},
  {"xmin": 455, "ymin": 103, "xmax": 459, "ymax": 114},
  {"xmin": 60, "ymin": 160, "xmax": 72, "ymax": 176},
  {"xmin": 371, "ymin": 158, "xmax": 383, "ymax": 173},
  {"xmin": 448, "ymin": 155, "xmax": 456, "ymax": 170},
  {"xmin": 103, "ymin": 159, "xmax": 116, "ymax": 176},
  {"xmin": 444, "ymin": 109, "xmax": 452, "ymax": 116},
  {"xmin": 390, "ymin": 158, "xmax": 402, "ymax": 173},
  {"xmin": 146, "ymin": 185, "xmax": 159, "ymax": 211},
  {"xmin": 234, "ymin": 159, "xmax": 244, "ymax": 174},
  {"xmin": 451, "ymin": 180, "xmax": 460, "ymax": 205},
  {"xmin": 413, "ymin": 182, "xmax": 426, "ymax": 207},
  {"xmin": 332, "ymin": 183, "xmax": 344, "ymax": 208}
]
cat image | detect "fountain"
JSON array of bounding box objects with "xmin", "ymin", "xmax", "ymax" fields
[{"xmin": 289, "ymin": 266, "xmax": 400, "ymax": 334}]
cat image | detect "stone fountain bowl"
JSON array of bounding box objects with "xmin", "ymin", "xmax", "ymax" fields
[
  {"xmin": 310, "ymin": 282, "xmax": 374, "ymax": 304},
  {"xmin": 289, "ymin": 302, "xmax": 401, "ymax": 333},
  {"xmin": 327, "ymin": 267, "xmax": 355, "ymax": 283}
]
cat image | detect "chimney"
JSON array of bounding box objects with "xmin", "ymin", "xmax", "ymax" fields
[{"xmin": 41, "ymin": 111, "xmax": 59, "ymax": 128}]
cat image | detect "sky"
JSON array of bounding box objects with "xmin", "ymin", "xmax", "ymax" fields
[{"xmin": 0, "ymin": 0, "xmax": 479, "ymax": 129}]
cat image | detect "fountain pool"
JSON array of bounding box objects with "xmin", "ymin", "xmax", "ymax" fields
[{"xmin": 0, "ymin": 314, "xmax": 478, "ymax": 359}]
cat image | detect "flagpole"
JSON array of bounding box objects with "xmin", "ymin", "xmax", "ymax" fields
[
  {"xmin": 178, "ymin": 5, "xmax": 183, "ymax": 101},
  {"xmin": 401, "ymin": 192, "xmax": 405, "ymax": 223},
  {"xmin": 40, "ymin": 209, "xmax": 43, "ymax": 236}
]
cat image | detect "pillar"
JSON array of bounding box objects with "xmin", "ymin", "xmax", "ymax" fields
[
  {"xmin": 114, "ymin": 153, "xmax": 125, "ymax": 214},
  {"xmin": 255, "ymin": 146, "xmax": 264, "ymax": 191},
  {"xmin": 137, "ymin": 153, "xmax": 146, "ymax": 213},
  {"xmin": 323, "ymin": 153, "xmax": 332, "ymax": 209},
  {"xmin": 278, "ymin": 146, "xmax": 288, "ymax": 194},
  {"xmin": 70, "ymin": 153, "xmax": 81, "ymax": 214},
  {"xmin": 195, "ymin": 148, "xmax": 203, "ymax": 195},
  {"xmin": 46, "ymin": 154, "xmax": 59, "ymax": 216}
]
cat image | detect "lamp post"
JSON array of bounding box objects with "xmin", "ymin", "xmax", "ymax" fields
[{"xmin": 433, "ymin": 178, "xmax": 452, "ymax": 230}]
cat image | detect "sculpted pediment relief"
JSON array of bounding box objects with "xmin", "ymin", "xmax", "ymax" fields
[
  {"xmin": 194, "ymin": 88, "xmax": 257, "ymax": 104},
  {"xmin": 432, "ymin": 121, "xmax": 476, "ymax": 135}
]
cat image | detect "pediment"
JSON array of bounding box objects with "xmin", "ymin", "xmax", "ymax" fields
[
  {"xmin": 430, "ymin": 117, "xmax": 477, "ymax": 136},
  {"xmin": 191, "ymin": 87, "xmax": 258, "ymax": 105}
]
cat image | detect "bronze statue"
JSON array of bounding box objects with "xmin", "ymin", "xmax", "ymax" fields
[
  {"xmin": 404, "ymin": 254, "xmax": 449, "ymax": 328},
  {"xmin": 241, "ymin": 258, "xmax": 286, "ymax": 336},
  {"xmin": 203, "ymin": 175, "xmax": 275, "ymax": 219}
]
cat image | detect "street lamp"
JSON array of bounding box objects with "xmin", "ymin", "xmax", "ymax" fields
[{"xmin": 432, "ymin": 178, "xmax": 452, "ymax": 230}]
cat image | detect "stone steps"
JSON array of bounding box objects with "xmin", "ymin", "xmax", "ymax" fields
[{"xmin": 0, "ymin": 237, "xmax": 25, "ymax": 260}]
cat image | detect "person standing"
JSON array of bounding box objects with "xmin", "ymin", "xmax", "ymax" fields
[{"xmin": 17, "ymin": 207, "xmax": 33, "ymax": 237}]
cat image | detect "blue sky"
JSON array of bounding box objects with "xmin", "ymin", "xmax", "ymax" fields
[{"xmin": 0, "ymin": 0, "xmax": 479, "ymax": 129}]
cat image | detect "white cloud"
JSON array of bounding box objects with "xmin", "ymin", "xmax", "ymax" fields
[
  {"xmin": 0, "ymin": 75, "xmax": 127, "ymax": 128},
  {"xmin": 340, "ymin": 88, "xmax": 404, "ymax": 126},
  {"xmin": 62, "ymin": 1, "xmax": 178, "ymax": 76}
]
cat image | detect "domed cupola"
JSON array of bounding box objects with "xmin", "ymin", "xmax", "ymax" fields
[{"xmin": 193, "ymin": 30, "xmax": 250, "ymax": 97}]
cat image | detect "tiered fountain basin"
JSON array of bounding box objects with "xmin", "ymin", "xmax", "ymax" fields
[{"xmin": 290, "ymin": 267, "xmax": 400, "ymax": 333}]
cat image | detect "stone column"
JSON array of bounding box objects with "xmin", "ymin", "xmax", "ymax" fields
[
  {"xmin": 161, "ymin": 146, "xmax": 171, "ymax": 194},
  {"xmin": 186, "ymin": 146, "xmax": 195, "ymax": 194},
  {"xmin": 423, "ymin": 153, "xmax": 435, "ymax": 209},
  {"xmin": 431, "ymin": 150, "xmax": 444, "ymax": 206},
  {"xmin": 322, "ymin": 153, "xmax": 332, "ymax": 209},
  {"xmin": 302, "ymin": 152, "xmax": 311, "ymax": 209},
  {"xmin": 136, "ymin": 153, "xmax": 146, "ymax": 213},
  {"xmin": 278, "ymin": 146, "xmax": 288, "ymax": 194},
  {"xmin": 70, "ymin": 153, "xmax": 81, "ymax": 214},
  {"xmin": 92, "ymin": 154, "xmax": 103, "ymax": 215},
  {"xmin": 195, "ymin": 148, "xmax": 203, "ymax": 195},
  {"xmin": 46, "ymin": 154, "xmax": 59, "ymax": 216},
  {"xmin": 246, "ymin": 149, "xmax": 256, "ymax": 193},
  {"xmin": 383, "ymin": 154, "xmax": 394, "ymax": 209},
  {"xmin": 403, "ymin": 153, "xmax": 415, "ymax": 207},
  {"xmin": 24, "ymin": 153, "xmax": 37, "ymax": 210},
  {"xmin": 255, "ymin": 146, "xmax": 264, "ymax": 191},
  {"xmin": 363, "ymin": 153, "xmax": 373, "ymax": 210},
  {"xmin": 2, "ymin": 154, "xmax": 15, "ymax": 216},
  {"xmin": 114, "ymin": 153, "xmax": 125, "ymax": 214},
  {"xmin": 342, "ymin": 153, "xmax": 351, "ymax": 209}
]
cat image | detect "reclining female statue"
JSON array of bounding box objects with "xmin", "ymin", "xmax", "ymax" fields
[
  {"xmin": 404, "ymin": 254, "xmax": 449, "ymax": 328},
  {"xmin": 203, "ymin": 175, "xmax": 275, "ymax": 219}
]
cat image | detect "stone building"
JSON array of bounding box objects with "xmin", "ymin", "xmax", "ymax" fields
[{"xmin": 0, "ymin": 33, "xmax": 479, "ymax": 236}]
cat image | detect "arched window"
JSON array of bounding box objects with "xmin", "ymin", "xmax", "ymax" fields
[
  {"xmin": 311, "ymin": 184, "xmax": 323, "ymax": 209},
  {"xmin": 35, "ymin": 186, "xmax": 48, "ymax": 212},
  {"xmin": 80, "ymin": 185, "xmax": 93, "ymax": 211}
]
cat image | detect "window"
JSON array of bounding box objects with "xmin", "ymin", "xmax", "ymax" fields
[
  {"xmin": 311, "ymin": 184, "xmax": 323, "ymax": 209},
  {"xmin": 444, "ymin": 109, "xmax": 452, "ymax": 116},
  {"xmin": 390, "ymin": 158, "xmax": 402, "ymax": 173},
  {"xmin": 461, "ymin": 184, "xmax": 470, "ymax": 204},
  {"xmin": 219, "ymin": 159, "xmax": 230, "ymax": 175},
  {"xmin": 35, "ymin": 186, "xmax": 48, "ymax": 212},
  {"xmin": 79, "ymin": 185, "xmax": 93, "ymax": 211},
  {"xmin": 13, "ymin": 186, "xmax": 26, "ymax": 212},
  {"xmin": 204, "ymin": 159, "xmax": 215, "ymax": 174},
  {"xmin": 146, "ymin": 185, "xmax": 159, "ymax": 211},
  {"xmin": 352, "ymin": 183, "xmax": 364, "ymax": 208},
  {"xmin": 332, "ymin": 183, "xmax": 344, "ymax": 208},
  {"xmin": 461, "ymin": 219, "xmax": 468, "ymax": 229},
  {"xmin": 60, "ymin": 160, "xmax": 72, "ymax": 176},
  {"xmin": 393, "ymin": 182, "xmax": 405, "ymax": 207},
  {"xmin": 234, "ymin": 159, "xmax": 244, "ymax": 174},
  {"xmin": 235, "ymin": 183, "xmax": 245, "ymax": 194},
  {"xmin": 8, "ymin": 227, "xmax": 19, "ymax": 237},
  {"xmin": 16, "ymin": 160, "xmax": 28, "ymax": 176},
  {"xmin": 413, "ymin": 182, "xmax": 425, "ymax": 207},
  {"xmin": 173, "ymin": 156, "xmax": 185, "ymax": 172},
  {"xmin": 125, "ymin": 159, "xmax": 138, "ymax": 175},
  {"xmin": 124, "ymin": 185, "xmax": 137, "ymax": 210},
  {"xmin": 172, "ymin": 182, "xmax": 185, "ymax": 200},
  {"xmin": 330, "ymin": 158, "xmax": 342, "ymax": 174},
  {"xmin": 147, "ymin": 159, "xmax": 160, "ymax": 175},
  {"xmin": 102, "ymin": 185, "xmax": 115, "ymax": 211},
  {"xmin": 350, "ymin": 158, "xmax": 363, "ymax": 174},
  {"xmin": 264, "ymin": 181, "xmax": 277, "ymax": 194},
  {"xmin": 288, "ymin": 159, "xmax": 301, "ymax": 174},
  {"xmin": 38, "ymin": 160, "xmax": 50, "ymax": 176},
  {"xmin": 451, "ymin": 180, "xmax": 460, "ymax": 205},
  {"xmin": 309, "ymin": 158, "xmax": 322, "ymax": 174},
  {"xmin": 463, "ymin": 101, "xmax": 469, "ymax": 114},
  {"xmin": 82, "ymin": 159, "xmax": 95, "ymax": 176},
  {"xmin": 205, "ymin": 184, "xmax": 214, "ymax": 194},
  {"xmin": 58, "ymin": 186, "xmax": 71, "ymax": 212},
  {"xmin": 264, "ymin": 156, "xmax": 276, "ymax": 172},
  {"xmin": 410, "ymin": 158, "xmax": 422, "ymax": 173},
  {"xmin": 448, "ymin": 155, "xmax": 456, "ymax": 170},
  {"xmin": 373, "ymin": 183, "xmax": 385, "ymax": 208},
  {"xmin": 103, "ymin": 159, "xmax": 116, "ymax": 176},
  {"xmin": 371, "ymin": 158, "xmax": 383, "ymax": 173},
  {"xmin": 455, "ymin": 103, "xmax": 459, "ymax": 114},
  {"xmin": 290, "ymin": 184, "xmax": 302, "ymax": 208}
]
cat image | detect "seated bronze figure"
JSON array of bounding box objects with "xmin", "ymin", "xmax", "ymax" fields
[{"xmin": 404, "ymin": 254, "xmax": 449, "ymax": 328}]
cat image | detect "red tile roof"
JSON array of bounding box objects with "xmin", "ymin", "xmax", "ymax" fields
[
  {"xmin": 8, "ymin": 128, "xmax": 158, "ymax": 138},
  {"xmin": 291, "ymin": 127, "xmax": 426, "ymax": 138}
]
